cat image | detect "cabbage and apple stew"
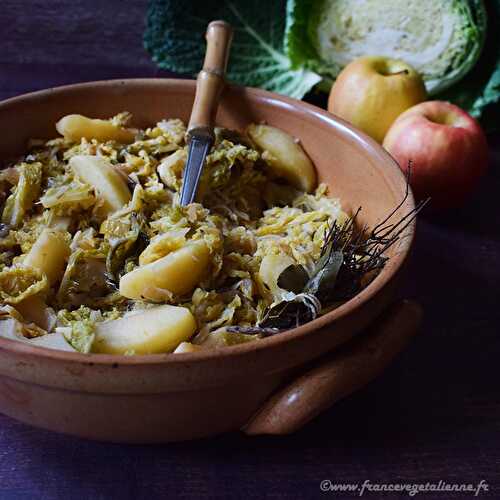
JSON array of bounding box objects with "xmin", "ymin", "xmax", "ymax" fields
[{"xmin": 0, "ymin": 113, "xmax": 409, "ymax": 355}]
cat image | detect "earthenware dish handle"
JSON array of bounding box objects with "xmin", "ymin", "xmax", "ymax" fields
[{"xmin": 244, "ymin": 300, "xmax": 422, "ymax": 435}]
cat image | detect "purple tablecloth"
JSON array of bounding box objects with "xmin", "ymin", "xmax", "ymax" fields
[{"xmin": 1, "ymin": 1, "xmax": 500, "ymax": 498}]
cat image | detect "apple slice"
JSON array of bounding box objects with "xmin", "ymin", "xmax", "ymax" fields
[
  {"xmin": 69, "ymin": 155, "xmax": 131, "ymax": 214},
  {"xmin": 173, "ymin": 341, "xmax": 202, "ymax": 353},
  {"xmin": 30, "ymin": 332, "xmax": 77, "ymax": 352},
  {"xmin": 119, "ymin": 240, "xmax": 209, "ymax": 301},
  {"xmin": 23, "ymin": 228, "xmax": 70, "ymax": 285},
  {"xmin": 93, "ymin": 304, "xmax": 196, "ymax": 355},
  {"xmin": 56, "ymin": 114, "xmax": 135, "ymax": 143},
  {"xmin": 247, "ymin": 124, "xmax": 317, "ymax": 192}
]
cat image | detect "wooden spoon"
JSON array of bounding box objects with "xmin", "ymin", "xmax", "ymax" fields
[{"xmin": 179, "ymin": 20, "xmax": 233, "ymax": 206}]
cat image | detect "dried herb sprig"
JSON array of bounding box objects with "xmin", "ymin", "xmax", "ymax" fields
[
  {"xmin": 259, "ymin": 293, "xmax": 321, "ymax": 329},
  {"xmin": 226, "ymin": 325, "xmax": 280, "ymax": 337},
  {"xmin": 242, "ymin": 171, "xmax": 428, "ymax": 333}
]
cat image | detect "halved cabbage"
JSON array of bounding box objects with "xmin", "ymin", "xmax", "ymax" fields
[{"xmin": 286, "ymin": 0, "xmax": 487, "ymax": 95}]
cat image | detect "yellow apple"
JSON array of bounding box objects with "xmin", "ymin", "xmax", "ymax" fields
[{"xmin": 328, "ymin": 56, "xmax": 427, "ymax": 143}]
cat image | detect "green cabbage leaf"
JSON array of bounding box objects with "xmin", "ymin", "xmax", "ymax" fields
[
  {"xmin": 2, "ymin": 162, "xmax": 42, "ymax": 227},
  {"xmin": 286, "ymin": 0, "xmax": 498, "ymax": 127},
  {"xmin": 144, "ymin": 0, "xmax": 321, "ymax": 99},
  {"xmin": 145, "ymin": 0, "xmax": 500, "ymax": 128}
]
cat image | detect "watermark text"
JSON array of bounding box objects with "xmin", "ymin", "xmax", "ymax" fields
[{"xmin": 319, "ymin": 479, "xmax": 489, "ymax": 496}]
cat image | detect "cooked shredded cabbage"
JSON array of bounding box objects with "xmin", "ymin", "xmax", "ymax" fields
[
  {"xmin": 0, "ymin": 266, "xmax": 48, "ymax": 305},
  {"xmin": 0, "ymin": 114, "xmax": 347, "ymax": 353}
]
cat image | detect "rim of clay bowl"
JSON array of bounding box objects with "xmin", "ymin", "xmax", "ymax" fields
[{"xmin": 0, "ymin": 79, "xmax": 415, "ymax": 365}]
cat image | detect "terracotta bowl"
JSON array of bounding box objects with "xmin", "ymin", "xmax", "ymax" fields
[{"xmin": 0, "ymin": 79, "xmax": 415, "ymax": 442}]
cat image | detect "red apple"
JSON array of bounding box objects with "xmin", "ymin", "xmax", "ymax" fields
[{"xmin": 383, "ymin": 101, "xmax": 488, "ymax": 209}]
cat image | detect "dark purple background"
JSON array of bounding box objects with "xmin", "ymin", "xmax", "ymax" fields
[{"xmin": 1, "ymin": 1, "xmax": 500, "ymax": 498}]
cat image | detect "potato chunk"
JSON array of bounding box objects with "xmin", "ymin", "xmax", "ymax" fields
[
  {"xmin": 56, "ymin": 114, "xmax": 135, "ymax": 143},
  {"xmin": 70, "ymin": 155, "xmax": 131, "ymax": 214},
  {"xmin": 247, "ymin": 124, "xmax": 317, "ymax": 192},
  {"xmin": 93, "ymin": 304, "xmax": 196, "ymax": 354},
  {"xmin": 119, "ymin": 240, "xmax": 209, "ymax": 301},
  {"xmin": 23, "ymin": 229, "xmax": 70, "ymax": 285}
]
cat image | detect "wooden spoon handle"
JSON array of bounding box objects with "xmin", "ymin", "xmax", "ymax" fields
[
  {"xmin": 244, "ymin": 300, "xmax": 422, "ymax": 435},
  {"xmin": 188, "ymin": 20, "xmax": 233, "ymax": 134}
]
